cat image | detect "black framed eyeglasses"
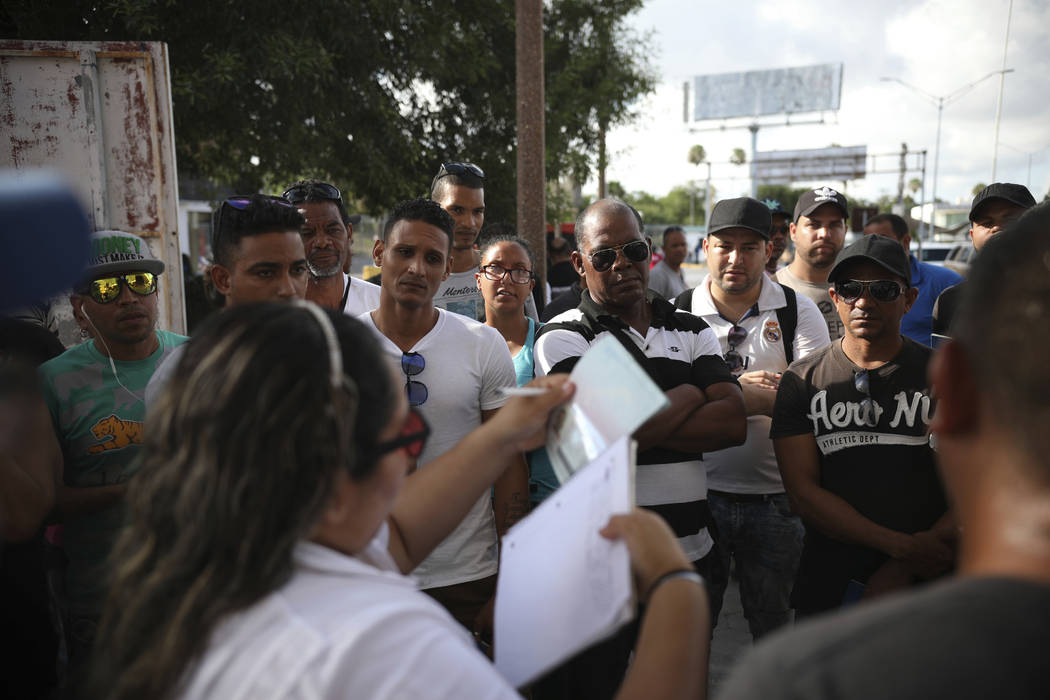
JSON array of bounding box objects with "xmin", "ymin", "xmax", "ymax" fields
[
  {"xmin": 436, "ymin": 161, "xmax": 485, "ymax": 181},
  {"xmin": 281, "ymin": 182, "xmax": 342, "ymax": 204},
  {"xmin": 724, "ymin": 324, "xmax": 749, "ymax": 373},
  {"xmin": 835, "ymin": 279, "xmax": 905, "ymax": 304},
  {"xmin": 364, "ymin": 408, "xmax": 430, "ymax": 465},
  {"xmin": 401, "ymin": 352, "xmax": 428, "ymax": 407},
  {"xmin": 854, "ymin": 369, "xmax": 878, "ymax": 427},
  {"xmin": 587, "ymin": 240, "xmax": 650, "ymax": 272},
  {"xmin": 80, "ymin": 272, "xmax": 157, "ymax": 304},
  {"xmin": 480, "ymin": 264, "xmax": 533, "ymax": 285}
]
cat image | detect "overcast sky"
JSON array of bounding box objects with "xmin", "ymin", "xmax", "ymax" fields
[{"xmin": 591, "ymin": 0, "xmax": 1050, "ymax": 208}]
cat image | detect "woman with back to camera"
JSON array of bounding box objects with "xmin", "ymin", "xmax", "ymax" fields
[{"xmin": 87, "ymin": 302, "xmax": 710, "ymax": 700}]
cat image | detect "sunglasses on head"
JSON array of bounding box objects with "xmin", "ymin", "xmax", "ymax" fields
[
  {"xmin": 80, "ymin": 272, "xmax": 157, "ymax": 304},
  {"xmin": 401, "ymin": 352, "xmax": 428, "ymax": 407},
  {"xmin": 281, "ymin": 182, "xmax": 342, "ymax": 204},
  {"xmin": 436, "ymin": 162, "xmax": 485, "ymax": 181},
  {"xmin": 366, "ymin": 407, "xmax": 430, "ymax": 463},
  {"xmin": 834, "ymin": 279, "xmax": 905, "ymax": 304},
  {"xmin": 214, "ymin": 195, "xmax": 297, "ymax": 244},
  {"xmin": 587, "ymin": 240, "xmax": 650, "ymax": 272},
  {"xmin": 724, "ymin": 324, "xmax": 748, "ymax": 373}
]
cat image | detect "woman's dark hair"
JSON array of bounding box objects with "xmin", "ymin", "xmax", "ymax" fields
[
  {"xmin": 479, "ymin": 233, "xmax": 535, "ymax": 271},
  {"xmin": 87, "ymin": 303, "xmax": 396, "ymax": 699}
]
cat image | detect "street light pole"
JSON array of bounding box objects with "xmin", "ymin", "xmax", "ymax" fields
[{"xmin": 881, "ymin": 70, "xmax": 1011, "ymax": 236}]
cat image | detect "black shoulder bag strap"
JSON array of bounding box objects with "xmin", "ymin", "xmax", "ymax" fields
[{"xmin": 775, "ymin": 283, "xmax": 798, "ymax": 366}]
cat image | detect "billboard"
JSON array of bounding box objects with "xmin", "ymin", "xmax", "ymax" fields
[
  {"xmin": 692, "ymin": 64, "xmax": 843, "ymax": 121},
  {"xmin": 753, "ymin": 146, "xmax": 867, "ymax": 184}
]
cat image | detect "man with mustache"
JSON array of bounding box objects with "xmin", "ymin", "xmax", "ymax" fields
[
  {"xmin": 678, "ymin": 197, "xmax": 830, "ymax": 639},
  {"xmin": 534, "ymin": 198, "xmax": 745, "ymax": 697},
  {"xmin": 282, "ymin": 179, "xmax": 380, "ymax": 316},
  {"xmin": 775, "ymin": 187, "xmax": 850, "ymax": 340},
  {"xmin": 38, "ymin": 230, "xmax": 187, "ymax": 663},
  {"xmin": 771, "ymin": 235, "xmax": 952, "ymax": 618}
]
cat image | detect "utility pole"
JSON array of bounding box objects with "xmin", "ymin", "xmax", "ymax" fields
[
  {"xmin": 991, "ymin": 0, "xmax": 1013, "ymax": 181},
  {"xmin": 515, "ymin": 0, "xmax": 546, "ymax": 287},
  {"xmin": 882, "ymin": 70, "xmax": 1009, "ymax": 235},
  {"xmin": 896, "ymin": 142, "xmax": 908, "ymax": 213}
]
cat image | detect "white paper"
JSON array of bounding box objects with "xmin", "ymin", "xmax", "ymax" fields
[
  {"xmin": 494, "ymin": 437, "xmax": 636, "ymax": 688},
  {"xmin": 547, "ymin": 335, "xmax": 669, "ymax": 484}
]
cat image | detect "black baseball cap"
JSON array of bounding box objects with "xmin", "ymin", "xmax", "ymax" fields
[
  {"xmin": 762, "ymin": 198, "xmax": 790, "ymax": 218},
  {"xmin": 708, "ymin": 197, "xmax": 773, "ymax": 240},
  {"xmin": 794, "ymin": 186, "xmax": 849, "ymax": 222},
  {"xmin": 968, "ymin": 182, "xmax": 1036, "ymax": 222},
  {"xmin": 828, "ymin": 235, "xmax": 911, "ymax": 287}
]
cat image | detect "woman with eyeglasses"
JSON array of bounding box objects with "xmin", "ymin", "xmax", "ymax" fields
[
  {"xmin": 476, "ymin": 235, "xmax": 558, "ymax": 505},
  {"xmin": 85, "ymin": 302, "xmax": 709, "ymax": 700}
]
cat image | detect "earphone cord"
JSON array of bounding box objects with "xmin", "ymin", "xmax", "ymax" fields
[{"xmin": 87, "ymin": 323, "xmax": 163, "ymax": 403}]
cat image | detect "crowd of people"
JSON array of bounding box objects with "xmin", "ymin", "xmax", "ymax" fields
[{"xmin": 1, "ymin": 161, "xmax": 1048, "ymax": 700}]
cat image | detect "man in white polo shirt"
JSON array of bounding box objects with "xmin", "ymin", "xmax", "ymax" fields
[{"xmin": 678, "ymin": 197, "xmax": 830, "ymax": 638}]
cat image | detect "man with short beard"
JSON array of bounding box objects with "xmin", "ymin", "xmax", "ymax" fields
[
  {"xmin": 775, "ymin": 187, "xmax": 850, "ymax": 340},
  {"xmin": 282, "ymin": 179, "xmax": 380, "ymax": 316}
]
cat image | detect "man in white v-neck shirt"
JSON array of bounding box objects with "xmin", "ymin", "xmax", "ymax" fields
[{"xmin": 360, "ymin": 197, "xmax": 526, "ymax": 645}]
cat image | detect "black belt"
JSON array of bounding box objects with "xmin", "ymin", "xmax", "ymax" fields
[{"xmin": 708, "ymin": 489, "xmax": 784, "ymax": 503}]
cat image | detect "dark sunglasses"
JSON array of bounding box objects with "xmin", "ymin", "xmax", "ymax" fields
[
  {"xmin": 854, "ymin": 369, "xmax": 878, "ymax": 427},
  {"xmin": 835, "ymin": 279, "xmax": 905, "ymax": 304},
  {"xmin": 366, "ymin": 408, "xmax": 430, "ymax": 463},
  {"xmin": 436, "ymin": 161, "xmax": 485, "ymax": 180},
  {"xmin": 587, "ymin": 240, "xmax": 650, "ymax": 272},
  {"xmin": 214, "ymin": 195, "xmax": 296, "ymax": 244},
  {"xmin": 281, "ymin": 182, "xmax": 342, "ymax": 204},
  {"xmin": 401, "ymin": 352, "xmax": 428, "ymax": 407},
  {"xmin": 80, "ymin": 272, "xmax": 157, "ymax": 304},
  {"xmin": 480, "ymin": 263, "xmax": 533, "ymax": 285},
  {"xmin": 724, "ymin": 324, "xmax": 748, "ymax": 373}
]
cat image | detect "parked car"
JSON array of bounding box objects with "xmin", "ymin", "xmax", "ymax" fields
[
  {"xmin": 943, "ymin": 243, "xmax": 975, "ymax": 276},
  {"xmin": 916, "ymin": 242, "xmax": 957, "ymax": 265}
]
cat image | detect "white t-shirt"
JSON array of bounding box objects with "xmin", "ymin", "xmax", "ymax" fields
[
  {"xmin": 179, "ymin": 526, "xmax": 519, "ymax": 700},
  {"xmin": 683, "ymin": 276, "xmax": 830, "ymax": 493},
  {"xmin": 342, "ymin": 273, "xmax": 381, "ymax": 318},
  {"xmin": 359, "ymin": 308, "xmax": 515, "ymax": 588}
]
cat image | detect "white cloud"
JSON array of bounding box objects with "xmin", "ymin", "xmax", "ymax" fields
[{"xmin": 590, "ymin": 0, "xmax": 1050, "ymax": 207}]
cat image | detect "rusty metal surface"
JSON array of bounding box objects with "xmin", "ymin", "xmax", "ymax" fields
[{"xmin": 1, "ymin": 39, "xmax": 185, "ymax": 336}]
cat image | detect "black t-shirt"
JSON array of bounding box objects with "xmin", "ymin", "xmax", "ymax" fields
[{"xmin": 771, "ymin": 337, "xmax": 946, "ymax": 612}]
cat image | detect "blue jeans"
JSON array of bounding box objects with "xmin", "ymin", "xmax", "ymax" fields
[{"xmin": 706, "ymin": 491, "xmax": 804, "ymax": 640}]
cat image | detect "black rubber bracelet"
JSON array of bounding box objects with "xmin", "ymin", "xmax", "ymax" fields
[{"xmin": 645, "ymin": 569, "xmax": 704, "ymax": 603}]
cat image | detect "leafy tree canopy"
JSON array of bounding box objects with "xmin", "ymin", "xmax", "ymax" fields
[{"xmin": 2, "ymin": 0, "xmax": 655, "ymax": 223}]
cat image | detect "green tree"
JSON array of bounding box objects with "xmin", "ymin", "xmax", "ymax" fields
[
  {"xmin": 908, "ymin": 177, "xmax": 922, "ymax": 196},
  {"xmin": 3, "ymin": 0, "xmax": 655, "ymax": 224},
  {"xmin": 730, "ymin": 148, "xmax": 747, "ymax": 166},
  {"xmin": 972, "ymin": 182, "xmax": 987, "ymax": 197},
  {"xmin": 687, "ymin": 144, "xmax": 706, "ymax": 166}
]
